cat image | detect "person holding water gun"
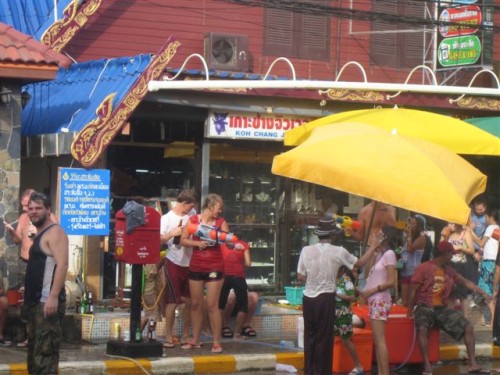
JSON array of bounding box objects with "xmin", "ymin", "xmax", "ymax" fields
[{"xmin": 180, "ymin": 193, "xmax": 243, "ymax": 353}]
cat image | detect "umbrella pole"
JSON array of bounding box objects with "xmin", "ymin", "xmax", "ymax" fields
[{"xmin": 361, "ymin": 201, "xmax": 378, "ymax": 254}]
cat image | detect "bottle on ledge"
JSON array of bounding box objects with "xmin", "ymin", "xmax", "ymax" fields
[
  {"xmin": 173, "ymin": 219, "xmax": 182, "ymax": 245},
  {"xmin": 80, "ymin": 288, "xmax": 88, "ymax": 314},
  {"xmin": 74, "ymin": 296, "xmax": 81, "ymax": 313},
  {"xmin": 87, "ymin": 290, "xmax": 94, "ymax": 314},
  {"xmin": 147, "ymin": 318, "xmax": 157, "ymax": 342}
]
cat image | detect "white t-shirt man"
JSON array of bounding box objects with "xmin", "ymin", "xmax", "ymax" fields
[
  {"xmin": 297, "ymin": 242, "xmax": 357, "ymax": 298},
  {"xmin": 160, "ymin": 211, "xmax": 192, "ymax": 267}
]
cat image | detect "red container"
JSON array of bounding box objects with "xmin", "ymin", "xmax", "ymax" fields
[
  {"xmin": 333, "ymin": 327, "xmax": 373, "ymax": 373},
  {"xmin": 114, "ymin": 206, "xmax": 161, "ymax": 265},
  {"xmin": 352, "ymin": 304, "xmax": 440, "ymax": 364}
]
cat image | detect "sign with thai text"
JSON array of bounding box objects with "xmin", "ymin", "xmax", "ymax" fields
[
  {"xmin": 207, "ymin": 111, "xmax": 312, "ymax": 140},
  {"xmin": 59, "ymin": 168, "xmax": 110, "ymax": 235},
  {"xmin": 439, "ymin": 5, "xmax": 482, "ymax": 37},
  {"xmin": 436, "ymin": 0, "xmax": 487, "ymax": 70},
  {"xmin": 438, "ymin": 35, "xmax": 481, "ymax": 67}
]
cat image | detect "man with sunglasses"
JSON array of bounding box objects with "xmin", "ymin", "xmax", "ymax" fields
[{"xmin": 23, "ymin": 192, "xmax": 68, "ymax": 375}]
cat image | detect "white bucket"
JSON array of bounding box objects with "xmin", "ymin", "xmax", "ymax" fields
[{"xmin": 297, "ymin": 316, "xmax": 304, "ymax": 348}]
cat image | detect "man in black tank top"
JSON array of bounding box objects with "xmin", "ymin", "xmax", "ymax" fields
[{"xmin": 24, "ymin": 192, "xmax": 68, "ymax": 375}]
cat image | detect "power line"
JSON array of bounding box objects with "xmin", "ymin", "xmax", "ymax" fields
[{"xmin": 223, "ymin": 0, "xmax": 498, "ymax": 32}]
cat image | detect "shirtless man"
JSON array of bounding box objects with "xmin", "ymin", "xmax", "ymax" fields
[
  {"xmin": 5, "ymin": 189, "xmax": 58, "ymax": 262},
  {"xmin": 350, "ymin": 200, "xmax": 397, "ymax": 248},
  {"xmin": 4, "ymin": 189, "xmax": 37, "ymax": 263}
]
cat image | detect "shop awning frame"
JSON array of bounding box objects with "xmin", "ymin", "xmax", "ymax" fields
[{"xmin": 149, "ymin": 56, "xmax": 500, "ymax": 99}]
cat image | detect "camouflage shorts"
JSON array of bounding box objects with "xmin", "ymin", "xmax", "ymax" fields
[
  {"xmin": 26, "ymin": 302, "xmax": 66, "ymax": 375},
  {"xmin": 414, "ymin": 304, "xmax": 470, "ymax": 341}
]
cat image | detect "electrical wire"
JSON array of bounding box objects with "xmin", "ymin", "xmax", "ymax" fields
[{"xmin": 104, "ymin": 353, "xmax": 152, "ymax": 375}]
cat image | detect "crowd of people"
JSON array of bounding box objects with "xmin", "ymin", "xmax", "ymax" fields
[
  {"xmin": 1, "ymin": 189, "xmax": 498, "ymax": 375},
  {"xmin": 298, "ymin": 196, "xmax": 498, "ymax": 375}
]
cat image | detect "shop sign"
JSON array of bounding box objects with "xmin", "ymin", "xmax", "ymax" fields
[
  {"xmin": 436, "ymin": 0, "xmax": 486, "ymax": 70},
  {"xmin": 439, "ymin": 5, "xmax": 482, "ymax": 37},
  {"xmin": 59, "ymin": 168, "xmax": 110, "ymax": 235},
  {"xmin": 207, "ymin": 111, "xmax": 312, "ymax": 141},
  {"xmin": 437, "ymin": 35, "xmax": 481, "ymax": 67}
]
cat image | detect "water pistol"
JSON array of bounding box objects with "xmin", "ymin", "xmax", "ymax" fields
[
  {"xmin": 327, "ymin": 214, "xmax": 361, "ymax": 235},
  {"xmin": 186, "ymin": 222, "xmax": 239, "ymax": 246},
  {"xmin": 393, "ymin": 220, "xmax": 408, "ymax": 230},
  {"xmin": 333, "ymin": 215, "xmax": 361, "ymax": 231}
]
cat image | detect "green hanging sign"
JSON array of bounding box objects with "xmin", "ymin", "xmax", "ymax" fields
[{"xmin": 437, "ymin": 35, "xmax": 481, "ymax": 67}]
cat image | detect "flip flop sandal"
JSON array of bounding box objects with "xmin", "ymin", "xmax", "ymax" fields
[
  {"xmin": 241, "ymin": 326, "xmax": 256, "ymax": 337},
  {"xmin": 181, "ymin": 342, "xmax": 203, "ymax": 350},
  {"xmin": 211, "ymin": 344, "xmax": 223, "ymax": 353},
  {"xmin": 163, "ymin": 341, "xmax": 175, "ymax": 348},
  {"xmin": 16, "ymin": 340, "xmax": 28, "ymax": 348},
  {"xmin": 222, "ymin": 326, "xmax": 234, "ymax": 338},
  {"xmin": 0, "ymin": 338, "xmax": 12, "ymax": 347},
  {"xmin": 467, "ymin": 368, "xmax": 491, "ymax": 374}
]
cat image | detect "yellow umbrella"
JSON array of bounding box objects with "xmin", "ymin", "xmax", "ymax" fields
[
  {"xmin": 272, "ymin": 123, "xmax": 487, "ymax": 225},
  {"xmin": 284, "ymin": 107, "xmax": 500, "ymax": 156}
]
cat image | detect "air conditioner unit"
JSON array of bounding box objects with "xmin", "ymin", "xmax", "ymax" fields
[{"xmin": 204, "ymin": 33, "xmax": 249, "ymax": 71}]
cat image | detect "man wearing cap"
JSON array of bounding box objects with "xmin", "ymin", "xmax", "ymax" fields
[
  {"xmin": 297, "ymin": 218, "xmax": 384, "ymax": 375},
  {"xmin": 407, "ymin": 241, "xmax": 491, "ymax": 375}
]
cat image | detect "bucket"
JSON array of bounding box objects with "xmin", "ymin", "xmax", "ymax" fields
[{"xmin": 6, "ymin": 290, "xmax": 23, "ymax": 306}]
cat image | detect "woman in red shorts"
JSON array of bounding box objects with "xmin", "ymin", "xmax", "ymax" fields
[{"xmin": 180, "ymin": 193, "xmax": 229, "ymax": 353}]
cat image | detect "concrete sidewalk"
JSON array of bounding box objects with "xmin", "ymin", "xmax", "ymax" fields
[{"xmin": 0, "ymin": 325, "xmax": 499, "ymax": 374}]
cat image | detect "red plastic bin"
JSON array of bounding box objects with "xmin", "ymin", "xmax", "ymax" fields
[
  {"xmin": 333, "ymin": 327, "xmax": 373, "ymax": 373},
  {"xmin": 352, "ymin": 304, "xmax": 440, "ymax": 364}
]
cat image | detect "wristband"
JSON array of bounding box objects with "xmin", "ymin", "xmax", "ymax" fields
[{"xmin": 377, "ymin": 285, "xmax": 382, "ymax": 292}]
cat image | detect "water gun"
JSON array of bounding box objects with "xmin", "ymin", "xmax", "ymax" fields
[
  {"xmin": 186, "ymin": 222, "xmax": 238, "ymax": 246},
  {"xmin": 393, "ymin": 220, "xmax": 408, "ymax": 230},
  {"xmin": 329, "ymin": 214, "xmax": 361, "ymax": 232}
]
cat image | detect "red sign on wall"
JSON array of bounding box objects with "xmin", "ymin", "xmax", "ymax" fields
[{"xmin": 439, "ymin": 5, "xmax": 482, "ymax": 38}]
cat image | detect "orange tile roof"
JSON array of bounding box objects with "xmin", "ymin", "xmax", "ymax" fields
[{"xmin": 0, "ymin": 22, "xmax": 71, "ymax": 68}]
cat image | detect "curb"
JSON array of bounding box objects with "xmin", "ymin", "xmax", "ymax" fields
[
  {"xmin": 440, "ymin": 343, "xmax": 500, "ymax": 361},
  {"xmin": 1, "ymin": 346, "xmax": 498, "ymax": 374},
  {"xmin": 0, "ymin": 352, "xmax": 304, "ymax": 375}
]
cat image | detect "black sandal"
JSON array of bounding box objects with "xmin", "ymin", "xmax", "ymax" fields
[
  {"xmin": 222, "ymin": 326, "xmax": 234, "ymax": 338},
  {"xmin": 241, "ymin": 326, "xmax": 256, "ymax": 337}
]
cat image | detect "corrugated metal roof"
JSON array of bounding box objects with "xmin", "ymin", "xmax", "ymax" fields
[
  {"xmin": 0, "ymin": 22, "xmax": 71, "ymax": 67},
  {"xmin": 0, "ymin": 0, "xmax": 73, "ymax": 40},
  {"xmin": 22, "ymin": 54, "xmax": 152, "ymax": 135}
]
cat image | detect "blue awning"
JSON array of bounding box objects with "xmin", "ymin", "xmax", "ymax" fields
[
  {"xmin": 22, "ymin": 54, "xmax": 152, "ymax": 136},
  {"xmin": 0, "ymin": 0, "xmax": 73, "ymax": 39}
]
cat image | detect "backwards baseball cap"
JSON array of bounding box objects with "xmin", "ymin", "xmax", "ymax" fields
[{"xmin": 435, "ymin": 240, "xmax": 456, "ymax": 257}]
